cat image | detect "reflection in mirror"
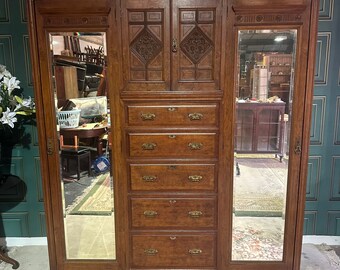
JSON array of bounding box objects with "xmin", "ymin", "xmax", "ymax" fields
[
  {"xmin": 50, "ymin": 32, "xmax": 115, "ymax": 260},
  {"xmin": 232, "ymin": 29, "xmax": 297, "ymax": 261}
]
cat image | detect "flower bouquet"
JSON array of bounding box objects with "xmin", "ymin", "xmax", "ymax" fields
[
  {"xmin": 0, "ymin": 65, "xmax": 35, "ymax": 130},
  {"xmin": 0, "ymin": 64, "xmax": 36, "ymax": 151}
]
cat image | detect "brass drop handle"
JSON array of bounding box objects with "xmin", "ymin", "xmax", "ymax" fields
[
  {"xmin": 188, "ymin": 210, "xmax": 203, "ymax": 218},
  {"xmin": 142, "ymin": 175, "xmax": 157, "ymax": 182},
  {"xmin": 188, "ymin": 113, "xmax": 203, "ymax": 121},
  {"xmin": 142, "ymin": 143, "xmax": 157, "ymax": 150},
  {"xmin": 141, "ymin": 113, "xmax": 156, "ymax": 121},
  {"xmin": 172, "ymin": 38, "xmax": 178, "ymax": 52},
  {"xmin": 188, "ymin": 142, "xmax": 203, "ymax": 150},
  {"xmin": 169, "ymin": 135, "xmax": 176, "ymax": 139},
  {"xmin": 189, "ymin": 249, "xmax": 202, "ymax": 255},
  {"xmin": 188, "ymin": 175, "xmax": 203, "ymax": 182},
  {"xmin": 144, "ymin": 248, "xmax": 158, "ymax": 255},
  {"xmin": 294, "ymin": 140, "xmax": 302, "ymax": 155},
  {"xmin": 144, "ymin": 210, "xmax": 158, "ymax": 217}
]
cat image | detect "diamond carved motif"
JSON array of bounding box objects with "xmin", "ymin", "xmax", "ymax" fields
[
  {"xmin": 180, "ymin": 26, "xmax": 213, "ymax": 64},
  {"xmin": 130, "ymin": 28, "xmax": 162, "ymax": 65}
]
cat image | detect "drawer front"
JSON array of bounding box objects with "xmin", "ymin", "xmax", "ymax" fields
[
  {"xmin": 131, "ymin": 197, "xmax": 216, "ymax": 229},
  {"xmin": 130, "ymin": 164, "xmax": 216, "ymax": 191},
  {"xmin": 129, "ymin": 133, "xmax": 217, "ymax": 158},
  {"xmin": 132, "ymin": 234, "xmax": 216, "ymax": 268},
  {"xmin": 127, "ymin": 104, "xmax": 218, "ymax": 126}
]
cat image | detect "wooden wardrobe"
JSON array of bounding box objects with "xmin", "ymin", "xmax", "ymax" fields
[{"xmin": 27, "ymin": 0, "xmax": 319, "ymax": 269}]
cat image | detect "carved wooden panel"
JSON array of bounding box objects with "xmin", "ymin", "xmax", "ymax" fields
[
  {"xmin": 235, "ymin": 14, "xmax": 303, "ymax": 25},
  {"xmin": 43, "ymin": 15, "xmax": 108, "ymax": 27},
  {"xmin": 122, "ymin": 0, "xmax": 170, "ymax": 91},
  {"xmin": 172, "ymin": 0, "xmax": 221, "ymax": 91}
]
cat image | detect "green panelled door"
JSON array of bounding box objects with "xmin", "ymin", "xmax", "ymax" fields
[
  {"xmin": 0, "ymin": 0, "xmax": 45, "ymax": 237},
  {"xmin": 305, "ymin": 0, "xmax": 340, "ymax": 235}
]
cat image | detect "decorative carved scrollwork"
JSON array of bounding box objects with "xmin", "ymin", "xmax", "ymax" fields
[
  {"xmin": 130, "ymin": 28, "xmax": 162, "ymax": 65},
  {"xmin": 235, "ymin": 14, "xmax": 303, "ymax": 25},
  {"xmin": 180, "ymin": 26, "xmax": 213, "ymax": 64},
  {"xmin": 44, "ymin": 16, "xmax": 108, "ymax": 27}
]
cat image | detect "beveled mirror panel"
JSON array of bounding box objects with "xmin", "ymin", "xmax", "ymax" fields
[
  {"xmin": 50, "ymin": 32, "xmax": 116, "ymax": 260},
  {"xmin": 232, "ymin": 29, "xmax": 297, "ymax": 261}
]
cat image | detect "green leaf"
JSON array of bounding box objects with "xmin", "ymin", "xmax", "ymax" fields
[{"xmin": 14, "ymin": 95, "xmax": 23, "ymax": 104}]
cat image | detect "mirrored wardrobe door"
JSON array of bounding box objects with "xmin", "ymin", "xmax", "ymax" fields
[
  {"xmin": 47, "ymin": 32, "xmax": 117, "ymax": 261},
  {"xmin": 231, "ymin": 28, "xmax": 303, "ymax": 263}
]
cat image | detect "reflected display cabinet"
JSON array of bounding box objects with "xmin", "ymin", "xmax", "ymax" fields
[{"xmin": 27, "ymin": 0, "xmax": 319, "ymax": 269}]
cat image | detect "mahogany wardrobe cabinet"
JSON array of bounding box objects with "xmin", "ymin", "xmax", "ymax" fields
[{"xmin": 27, "ymin": 0, "xmax": 319, "ymax": 269}]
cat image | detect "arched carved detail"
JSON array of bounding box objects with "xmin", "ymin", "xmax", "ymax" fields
[
  {"xmin": 44, "ymin": 15, "xmax": 108, "ymax": 27},
  {"xmin": 235, "ymin": 13, "xmax": 302, "ymax": 25}
]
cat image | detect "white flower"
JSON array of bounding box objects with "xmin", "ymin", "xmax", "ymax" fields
[
  {"xmin": 22, "ymin": 96, "xmax": 32, "ymax": 107},
  {"xmin": 3, "ymin": 76, "xmax": 20, "ymax": 95},
  {"xmin": 0, "ymin": 65, "xmax": 12, "ymax": 80},
  {"xmin": 0, "ymin": 107, "xmax": 17, "ymax": 128}
]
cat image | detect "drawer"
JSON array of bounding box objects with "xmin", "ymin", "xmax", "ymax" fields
[
  {"xmin": 131, "ymin": 197, "xmax": 216, "ymax": 229},
  {"xmin": 130, "ymin": 164, "xmax": 216, "ymax": 191},
  {"xmin": 132, "ymin": 234, "xmax": 216, "ymax": 268},
  {"xmin": 129, "ymin": 133, "xmax": 217, "ymax": 158},
  {"xmin": 127, "ymin": 104, "xmax": 218, "ymax": 126}
]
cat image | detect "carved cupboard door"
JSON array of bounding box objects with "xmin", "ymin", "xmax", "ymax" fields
[
  {"xmin": 121, "ymin": 0, "xmax": 170, "ymax": 91},
  {"xmin": 121, "ymin": 0, "xmax": 222, "ymax": 92},
  {"xmin": 171, "ymin": 0, "xmax": 222, "ymax": 91}
]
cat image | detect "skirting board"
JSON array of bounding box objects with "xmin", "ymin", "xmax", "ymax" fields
[
  {"xmin": 2, "ymin": 236, "xmax": 340, "ymax": 247},
  {"xmin": 2, "ymin": 237, "xmax": 47, "ymax": 246}
]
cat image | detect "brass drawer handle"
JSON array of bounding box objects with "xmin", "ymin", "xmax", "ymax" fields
[
  {"xmin": 142, "ymin": 143, "xmax": 157, "ymax": 150},
  {"xmin": 144, "ymin": 210, "xmax": 158, "ymax": 217},
  {"xmin": 188, "ymin": 113, "xmax": 203, "ymax": 120},
  {"xmin": 168, "ymin": 135, "xmax": 176, "ymax": 139},
  {"xmin": 142, "ymin": 175, "xmax": 157, "ymax": 182},
  {"xmin": 189, "ymin": 249, "xmax": 202, "ymax": 255},
  {"xmin": 188, "ymin": 142, "xmax": 203, "ymax": 150},
  {"xmin": 141, "ymin": 113, "xmax": 156, "ymax": 121},
  {"xmin": 188, "ymin": 210, "xmax": 203, "ymax": 218},
  {"xmin": 144, "ymin": 248, "xmax": 158, "ymax": 255},
  {"xmin": 188, "ymin": 175, "xmax": 203, "ymax": 182}
]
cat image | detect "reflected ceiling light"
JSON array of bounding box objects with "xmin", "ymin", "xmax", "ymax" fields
[
  {"xmin": 274, "ymin": 36, "xmax": 287, "ymax": 42},
  {"xmin": 52, "ymin": 40, "xmax": 59, "ymax": 45}
]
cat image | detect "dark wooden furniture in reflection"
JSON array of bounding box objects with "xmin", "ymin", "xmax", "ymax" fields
[
  {"xmin": 235, "ymin": 102, "xmax": 285, "ymax": 157},
  {"xmin": 59, "ymin": 124, "xmax": 108, "ymax": 157},
  {"xmin": 60, "ymin": 135, "xmax": 91, "ymax": 180}
]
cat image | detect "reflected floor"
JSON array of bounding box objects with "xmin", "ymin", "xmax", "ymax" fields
[
  {"xmin": 64, "ymin": 215, "xmax": 116, "ymax": 259},
  {"xmin": 233, "ymin": 156, "xmax": 288, "ymax": 261},
  {"xmin": 63, "ymin": 172, "xmax": 116, "ymax": 260}
]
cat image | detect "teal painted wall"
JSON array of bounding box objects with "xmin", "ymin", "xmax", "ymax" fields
[
  {"xmin": 0, "ymin": 0, "xmax": 45, "ymax": 237},
  {"xmin": 0, "ymin": 0, "xmax": 338, "ymax": 237},
  {"xmin": 304, "ymin": 0, "xmax": 340, "ymax": 235}
]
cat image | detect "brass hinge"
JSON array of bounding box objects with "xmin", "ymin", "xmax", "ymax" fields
[{"xmin": 47, "ymin": 138, "xmax": 54, "ymax": 155}]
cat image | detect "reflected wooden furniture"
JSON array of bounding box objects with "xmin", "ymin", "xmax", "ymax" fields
[
  {"xmin": 59, "ymin": 124, "xmax": 108, "ymax": 157},
  {"xmin": 59, "ymin": 135, "xmax": 91, "ymax": 180},
  {"xmin": 235, "ymin": 102, "xmax": 285, "ymax": 157}
]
